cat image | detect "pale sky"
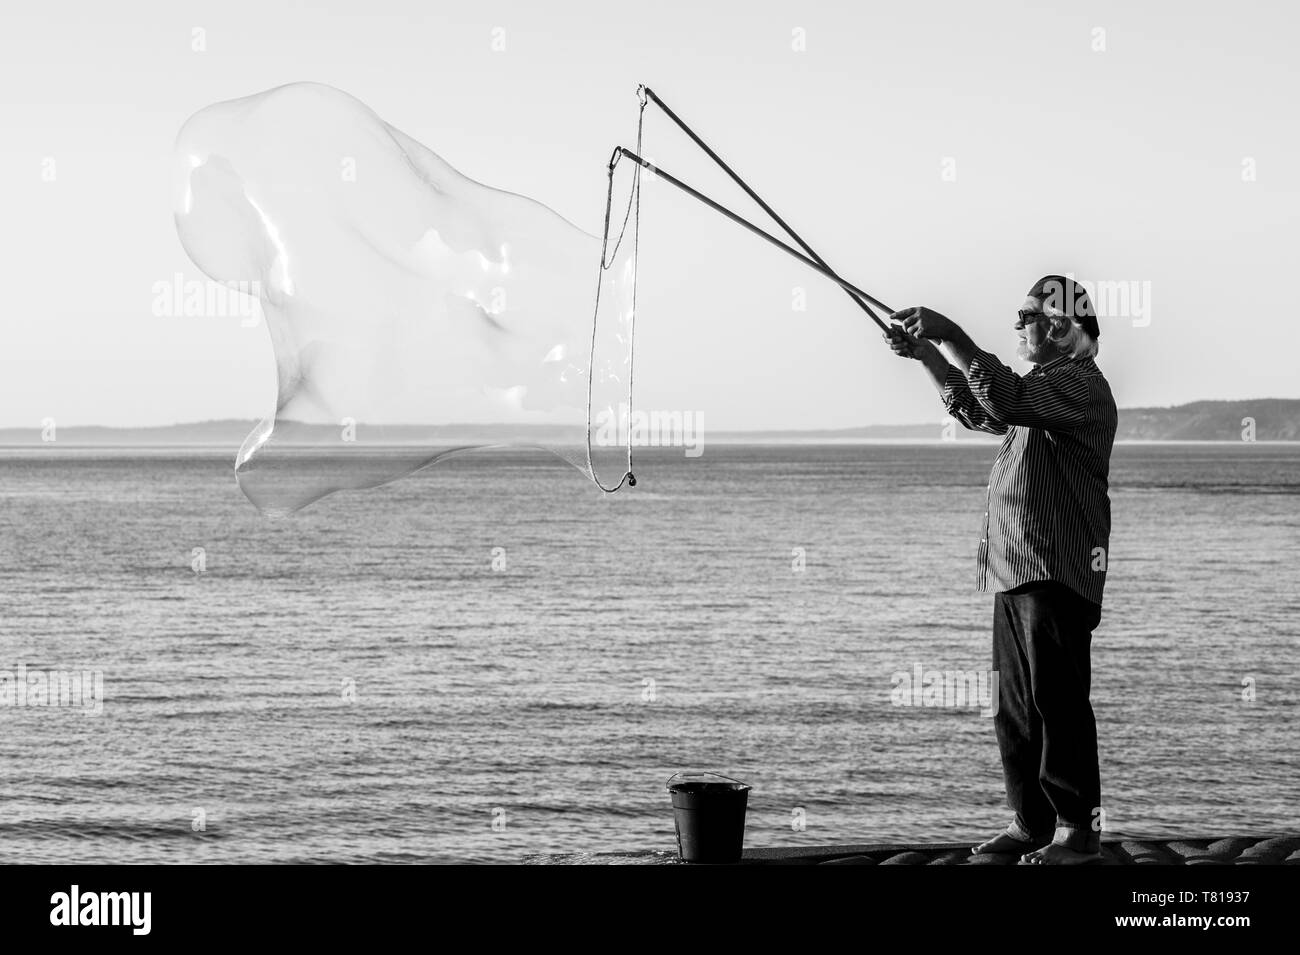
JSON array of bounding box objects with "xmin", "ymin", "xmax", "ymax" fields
[{"xmin": 1, "ymin": 0, "xmax": 1297, "ymax": 429}]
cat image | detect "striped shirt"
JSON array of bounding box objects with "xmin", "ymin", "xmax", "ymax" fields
[{"xmin": 940, "ymin": 348, "xmax": 1117, "ymax": 607}]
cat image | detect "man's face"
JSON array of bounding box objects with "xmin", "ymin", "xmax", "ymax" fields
[{"xmin": 1015, "ymin": 295, "xmax": 1059, "ymax": 365}]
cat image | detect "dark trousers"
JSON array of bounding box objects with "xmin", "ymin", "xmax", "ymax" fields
[{"xmin": 992, "ymin": 580, "xmax": 1102, "ymax": 850}]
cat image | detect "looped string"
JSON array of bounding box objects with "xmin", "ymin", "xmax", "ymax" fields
[{"xmin": 584, "ymin": 91, "xmax": 646, "ymax": 493}]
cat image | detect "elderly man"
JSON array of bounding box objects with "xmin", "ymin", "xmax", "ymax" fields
[{"xmin": 886, "ymin": 275, "xmax": 1117, "ymax": 865}]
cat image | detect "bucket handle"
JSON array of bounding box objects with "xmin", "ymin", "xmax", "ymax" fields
[{"xmin": 667, "ymin": 771, "xmax": 751, "ymax": 790}]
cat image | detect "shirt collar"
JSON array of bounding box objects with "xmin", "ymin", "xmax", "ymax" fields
[{"xmin": 1030, "ymin": 353, "xmax": 1074, "ymax": 376}]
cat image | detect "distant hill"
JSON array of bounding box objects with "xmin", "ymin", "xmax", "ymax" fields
[
  {"xmin": 0, "ymin": 399, "xmax": 1296, "ymax": 446},
  {"xmin": 1116, "ymin": 399, "xmax": 1299, "ymax": 441}
]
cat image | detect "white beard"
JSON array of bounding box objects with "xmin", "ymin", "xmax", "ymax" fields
[{"xmin": 1017, "ymin": 339, "xmax": 1051, "ymax": 366}]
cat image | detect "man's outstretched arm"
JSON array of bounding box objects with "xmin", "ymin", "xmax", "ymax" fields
[
  {"xmin": 892, "ymin": 307, "xmax": 1089, "ymax": 431},
  {"xmin": 884, "ymin": 325, "xmax": 1008, "ymax": 435}
]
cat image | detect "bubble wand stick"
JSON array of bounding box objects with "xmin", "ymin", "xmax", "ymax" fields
[{"xmin": 627, "ymin": 86, "xmax": 898, "ymax": 335}]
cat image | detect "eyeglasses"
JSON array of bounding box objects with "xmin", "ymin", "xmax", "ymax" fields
[{"xmin": 1015, "ymin": 309, "xmax": 1051, "ymax": 330}]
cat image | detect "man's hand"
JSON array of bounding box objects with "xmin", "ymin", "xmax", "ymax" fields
[
  {"xmin": 889, "ymin": 306, "xmax": 959, "ymax": 343},
  {"xmin": 885, "ymin": 323, "xmax": 952, "ymax": 395},
  {"xmin": 884, "ymin": 324, "xmax": 939, "ymax": 362}
]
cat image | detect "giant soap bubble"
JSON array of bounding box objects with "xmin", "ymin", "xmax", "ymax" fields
[{"xmin": 172, "ymin": 82, "xmax": 639, "ymax": 515}]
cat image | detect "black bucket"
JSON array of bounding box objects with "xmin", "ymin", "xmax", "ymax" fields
[{"xmin": 667, "ymin": 772, "xmax": 751, "ymax": 864}]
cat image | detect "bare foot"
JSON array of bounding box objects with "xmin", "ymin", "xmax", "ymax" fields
[
  {"xmin": 1019, "ymin": 843, "xmax": 1102, "ymax": 865},
  {"xmin": 972, "ymin": 832, "xmax": 1042, "ymax": 855}
]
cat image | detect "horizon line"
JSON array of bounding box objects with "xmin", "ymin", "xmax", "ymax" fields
[{"xmin": 3, "ymin": 393, "xmax": 1300, "ymax": 434}]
